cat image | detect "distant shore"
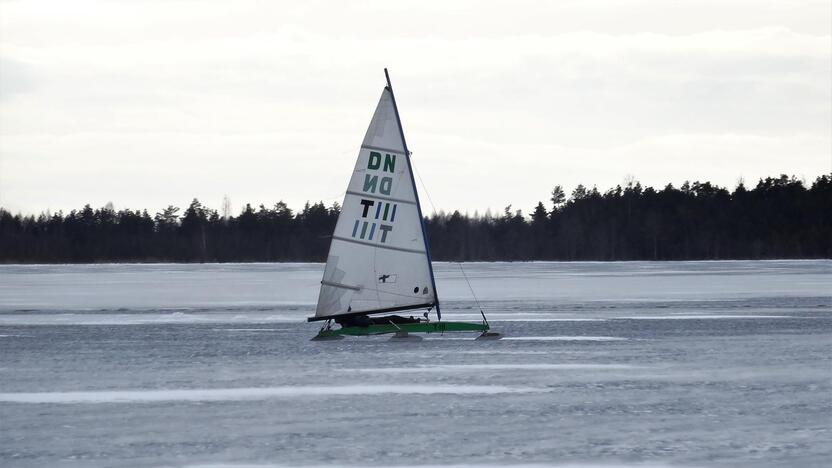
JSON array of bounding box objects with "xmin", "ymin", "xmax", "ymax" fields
[{"xmin": 2, "ymin": 174, "xmax": 830, "ymax": 263}]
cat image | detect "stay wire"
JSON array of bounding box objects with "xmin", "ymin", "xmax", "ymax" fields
[
  {"xmin": 411, "ymin": 153, "xmax": 438, "ymax": 216},
  {"xmin": 458, "ymin": 262, "xmax": 488, "ymax": 326},
  {"xmin": 412, "ymin": 152, "xmax": 485, "ymax": 323}
]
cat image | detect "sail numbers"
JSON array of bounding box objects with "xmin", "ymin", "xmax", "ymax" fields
[{"xmin": 350, "ymin": 150, "xmax": 400, "ymax": 244}]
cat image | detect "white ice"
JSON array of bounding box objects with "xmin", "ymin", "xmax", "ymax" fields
[
  {"xmin": 502, "ymin": 336, "xmax": 628, "ymax": 341},
  {"xmin": 344, "ymin": 364, "xmax": 638, "ymax": 373},
  {"xmin": 0, "ymin": 385, "xmax": 544, "ymax": 404}
]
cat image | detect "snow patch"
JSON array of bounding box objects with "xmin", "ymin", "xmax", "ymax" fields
[
  {"xmin": 0, "ymin": 385, "xmax": 543, "ymax": 404},
  {"xmin": 617, "ymin": 315, "xmax": 795, "ymax": 320},
  {"xmin": 503, "ymin": 336, "xmax": 628, "ymax": 341},
  {"xmin": 491, "ymin": 318, "xmax": 610, "ymax": 322}
]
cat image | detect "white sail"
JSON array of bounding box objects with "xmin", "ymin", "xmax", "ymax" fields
[{"xmin": 313, "ymin": 86, "xmax": 436, "ymax": 320}]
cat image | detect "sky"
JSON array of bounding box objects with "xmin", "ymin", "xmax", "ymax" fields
[{"xmin": 1, "ymin": 0, "xmax": 830, "ymax": 217}]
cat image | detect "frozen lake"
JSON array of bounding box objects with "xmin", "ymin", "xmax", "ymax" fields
[{"xmin": 1, "ymin": 261, "xmax": 830, "ymax": 467}]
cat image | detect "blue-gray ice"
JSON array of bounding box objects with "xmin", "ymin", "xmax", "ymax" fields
[{"xmin": 1, "ymin": 260, "xmax": 830, "ymax": 468}]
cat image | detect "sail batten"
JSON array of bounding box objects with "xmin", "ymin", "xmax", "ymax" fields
[
  {"xmin": 331, "ymin": 236, "xmax": 426, "ymax": 254},
  {"xmin": 343, "ymin": 191, "xmax": 417, "ymax": 206},
  {"xmin": 312, "ymin": 75, "xmax": 438, "ymax": 321},
  {"xmin": 320, "ymin": 280, "xmax": 361, "ymax": 292},
  {"xmin": 361, "ymin": 144, "xmax": 403, "ymax": 154}
]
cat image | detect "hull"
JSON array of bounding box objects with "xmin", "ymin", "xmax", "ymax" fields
[{"xmin": 314, "ymin": 321, "xmax": 488, "ymax": 339}]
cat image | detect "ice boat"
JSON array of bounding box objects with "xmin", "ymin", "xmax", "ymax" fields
[{"xmin": 308, "ymin": 69, "xmax": 498, "ymax": 341}]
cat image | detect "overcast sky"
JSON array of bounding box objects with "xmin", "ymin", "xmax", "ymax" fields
[{"xmin": 1, "ymin": 0, "xmax": 830, "ymax": 217}]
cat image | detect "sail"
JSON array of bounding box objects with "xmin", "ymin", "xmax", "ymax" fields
[{"xmin": 312, "ymin": 87, "xmax": 436, "ymax": 320}]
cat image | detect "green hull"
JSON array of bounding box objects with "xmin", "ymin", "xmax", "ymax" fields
[{"xmin": 315, "ymin": 321, "xmax": 488, "ymax": 339}]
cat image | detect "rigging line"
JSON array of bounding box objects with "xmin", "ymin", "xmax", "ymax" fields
[
  {"xmin": 458, "ymin": 262, "xmax": 486, "ymax": 318},
  {"xmin": 411, "ymin": 154, "xmax": 438, "ymax": 216}
]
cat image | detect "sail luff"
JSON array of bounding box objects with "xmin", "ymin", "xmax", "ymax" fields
[{"xmin": 383, "ymin": 68, "xmax": 442, "ymax": 321}]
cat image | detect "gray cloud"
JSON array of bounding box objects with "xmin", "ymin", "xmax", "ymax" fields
[{"xmin": 0, "ymin": 1, "xmax": 829, "ymax": 215}]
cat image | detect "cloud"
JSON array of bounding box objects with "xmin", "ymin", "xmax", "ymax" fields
[
  {"xmin": 0, "ymin": 58, "xmax": 37, "ymax": 101},
  {"xmin": 0, "ymin": 1, "xmax": 829, "ymax": 214}
]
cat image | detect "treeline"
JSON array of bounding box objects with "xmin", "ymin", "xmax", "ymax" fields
[{"xmin": 1, "ymin": 174, "xmax": 830, "ymax": 263}]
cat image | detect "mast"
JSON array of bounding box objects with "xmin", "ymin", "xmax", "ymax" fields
[{"xmin": 384, "ymin": 68, "xmax": 442, "ymax": 321}]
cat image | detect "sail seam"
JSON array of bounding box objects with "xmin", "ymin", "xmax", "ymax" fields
[
  {"xmin": 361, "ymin": 144, "xmax": 403, "ymax": 155},
  {"xmin": 345, "ymin": 191, "xmax": 416, "ymax": 206},
  {"xmin": 332, "ymin": 235, "xmax": 425, "ymax": 254}
]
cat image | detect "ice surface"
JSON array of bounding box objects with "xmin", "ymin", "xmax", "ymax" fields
[
  {"xmin": 1, "ymin": 260, "xmax": 830, "ymax": 468},
  {"xmin": 502, "ymin": 337, "xmax": 628, "ymax": 341},
  {"xmin": 182, "ymin": 465, "xmax": 690, "ymax": 468},
  {"xmin": 616, "ymin": 315, "xmax": 797, "ymax": 320},
  {"xmin": 1, "ymin": 260, "xmax": 829, "ymax": 313},
  {"xmin": 0, "ymin": 385, "xmax": 542, "ymax": 404},
  {"xmin": 342, "ymin": 364, "xmax": 639, "ymax": 373},
  {"xmin": 182, "ymin": 465, "xmax": 691, "ymax": 468}
]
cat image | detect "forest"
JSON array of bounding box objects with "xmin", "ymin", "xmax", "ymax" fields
[{"xmin": 1, "ymin": 174, "xmax": 830, "ymax": 263}]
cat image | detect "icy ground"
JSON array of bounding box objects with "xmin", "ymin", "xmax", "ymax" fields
[{"xmin": 0, "ymin": 261, "xmax": 830, "ymax": 468}]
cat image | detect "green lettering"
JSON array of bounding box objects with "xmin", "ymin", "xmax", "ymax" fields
[
  {"xmin": 380, "ymin": 177, "xmax": 392, "ymax": 195},
  {"xmin": 363, "ymin": 174, "xmax": 378, "ymax": 193},
  {"xmin": 368, "ymin": 151, "xmax": 381, "ymax": 170},
  {"xmin": 383, "ymin": 154, "xmax": 396, "ymax": 173}
]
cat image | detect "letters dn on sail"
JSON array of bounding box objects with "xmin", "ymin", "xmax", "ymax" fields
[
  {"xmin": 353, "ymin": 151, "xmax": 397, "ymax": 244},
  {"xmin": 363, "ymin": 152, "xmax": 395, "ymax": 195}
]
